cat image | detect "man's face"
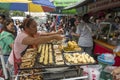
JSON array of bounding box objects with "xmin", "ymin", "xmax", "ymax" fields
[{"xmin": 0, "ymin": 16, "xmax": 4, "ymax": 24}]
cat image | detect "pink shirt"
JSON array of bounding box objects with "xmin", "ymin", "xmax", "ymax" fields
[{"xmin": 8, "ymin": 31, "xmax": 28, "ymax": 65}]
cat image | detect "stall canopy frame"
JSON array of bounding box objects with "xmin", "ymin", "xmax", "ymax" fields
[{"xmin": 64, "ymin": 0, "xmax": 93, "ymax": 10}]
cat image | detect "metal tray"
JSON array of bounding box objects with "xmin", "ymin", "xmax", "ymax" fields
[
  {"xmin": 62, "ymin": 47, "xmax": 83, "ymax": 53},
  {"xmin": 18, "ymin": 43, "xmax": 66, "ymax": 70},
  {"xmin": 18, "ymin": 44, "xmax": 96, "ymax": 70},
  {"xmin": 17, "ymin": 67, "xmax": 83, "ymax": 80},
  {"xmin": 17, "ymin": 69, "xmax": 43, "ymax": 80},
  {"xmin": 62, "ymin": 52, "xmax": 97, "ymax": 66}
]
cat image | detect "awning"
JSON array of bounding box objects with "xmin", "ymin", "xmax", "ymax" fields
[
  {"xmin": 64, "ymin": 0, "xmax": 93, "ymax": 10},
  {"xmin": 53, "ymin": 0, "xmax": 80, "ymax": 7},
  {"xmin": 88, "ymin": 0, "xmax": 120, "ymax": 12},
  {"xmin": 62, "ymin": 9, "xmax": 77, "ymax": 14}
]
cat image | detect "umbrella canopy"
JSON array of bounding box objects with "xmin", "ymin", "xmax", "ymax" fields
[
  {"xmin": 0, "ymin": 0, "xmax": 55, "ymax": 12},
  {"xmin": 0, "ymin": 0, "xmax": 30, "ymax": 3}
]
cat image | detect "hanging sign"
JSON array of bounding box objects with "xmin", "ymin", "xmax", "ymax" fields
[{"xmin": 88, "ymin": 0, "xmax": 120, "ymax": 12}]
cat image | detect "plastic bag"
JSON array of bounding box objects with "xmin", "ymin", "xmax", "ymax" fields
[
  {"xmin": 80, "ymin": 65, "xmax": 102, "ymax": 80},
  {"xmin": 89, "ymin": 68, "xmax": 100, "ymax": 80},
  {"xmin": 88, "ymin": 65, "xmax": 102, "ymax": 80}
]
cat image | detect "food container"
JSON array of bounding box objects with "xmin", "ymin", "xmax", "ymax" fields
[
  {"xmin": 97, "ymin": 55, "xmax": 115, "ymax": 69},
  {"xmin": 17, "ymin": 69, "xmax": 43, "ymax": 80},
  {"xmin": 63, "ymin": 52, "xmax": 96, "ymax": 66},
  {"xmin": 100, "ymin": 54, "xmax": 115, "ymax": 62}
]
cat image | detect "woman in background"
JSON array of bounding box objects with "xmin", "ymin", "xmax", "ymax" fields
[
  {"xmin": 0, "ymin": 18, "xmax": 15, "ymax": 63},
  {"xmin": 71, "ymin": 14, "xmax": 97, "ymax": 55}
]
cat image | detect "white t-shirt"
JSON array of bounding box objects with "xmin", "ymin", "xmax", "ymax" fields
[{"xmin": 76, "ymin": 22, "xmax": 95, "ymax": 47}]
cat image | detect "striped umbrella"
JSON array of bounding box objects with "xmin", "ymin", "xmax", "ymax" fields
[{"xmin": 0, "ymin": 0, "xmax": 55, "ymax": 12}]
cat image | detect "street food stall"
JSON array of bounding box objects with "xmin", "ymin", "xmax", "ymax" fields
[{"xmin": 15, "ymin": 40, "xmax": 96, "ymax": 80}]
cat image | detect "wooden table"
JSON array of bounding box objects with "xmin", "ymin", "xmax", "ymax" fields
[{"xmin": 94, "ymin": 39, "xmax": 115, "ymax": 54}]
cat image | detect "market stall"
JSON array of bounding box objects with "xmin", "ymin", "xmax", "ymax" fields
[
  {"xmin": 15, "ymin": 40, "xmax": 96, "ymax": 80},
  {"xmin": 94, "ymin": 39, "xmax": 114, "ymax": 54},
  {"xmin": 93, "ymin": 21, "xmax": 120, "ymax": 66}
]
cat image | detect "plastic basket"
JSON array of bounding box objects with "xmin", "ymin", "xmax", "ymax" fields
[{"xmin": 97, "ymin": 56, "xmax": 115, "ymax": 69}]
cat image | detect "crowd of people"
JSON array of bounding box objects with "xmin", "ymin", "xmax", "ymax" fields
[
  {"xmin": 42, "ymin": 13, "xmax": 120, "ymax": 54},
  {"xmin": 0, "ymin": 12, "xmax": 120, "ymax": 79}
]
